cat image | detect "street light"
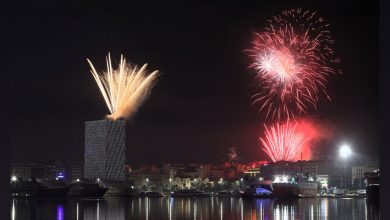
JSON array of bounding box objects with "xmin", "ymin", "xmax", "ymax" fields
[
  {"xmin": 339, "ymin": 144, "xmax": 352, "ymax": 189},
  {"xmin": 146, "ymin": 178, "xmax": 150, "ymax": 191},
  {"xmin": 11, "ymin": 176, "xmax": 17, "ymax": 182}
]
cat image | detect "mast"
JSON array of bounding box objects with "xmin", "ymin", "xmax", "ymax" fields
[{"xmin": 300, "ymin": 152, "xmax": 303, "ymax": 174}]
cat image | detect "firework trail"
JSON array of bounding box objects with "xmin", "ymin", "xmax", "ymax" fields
[
  {"xmin": 248, "ymin": 8, "xmax": 340, "ymax": 120},
  {"xmin": 87, "ymin": 53, "xmax": 159, "ymax": 120},
  {"xmin": 259, "ymin": 120, "xmax": 310, "ymax": 162}
]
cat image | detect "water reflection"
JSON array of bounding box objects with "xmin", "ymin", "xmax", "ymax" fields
[
  {"xmin": 56, "ymin": 205, "xmax": 64, "ymax": 220},
  {"xmin": 11, "ymin": 197, "xmax": 379, "ymax": 220},
  {"xmin": 11, "ymin": 199, "xmax": 15, "ymax": 220}
]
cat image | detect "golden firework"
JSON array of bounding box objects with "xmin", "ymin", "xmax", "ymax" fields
[{"xmin": 87, "ymin": 53, "xmax": 159, "ymax": 120}]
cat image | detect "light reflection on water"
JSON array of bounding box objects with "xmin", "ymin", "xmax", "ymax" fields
[{"xmin": 11, "ymin": 197, "xmax": 379, "ymax": 220}]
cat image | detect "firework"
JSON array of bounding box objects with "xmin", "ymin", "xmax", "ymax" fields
[
  {"xmin": 259, "ymin": 120, "xmax": 310, "ymax": 162},
  {"xmin": 248, "ymin": 8, "xmax": 340, "ymax": 120},
  {"xmin": 87, "ymin": 53, "xmax": 159, "ymax": 120}
]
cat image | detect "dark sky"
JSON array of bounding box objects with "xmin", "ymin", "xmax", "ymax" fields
[{"xmin": 10, "ymin": 1, "xmax": 379, "ymax": 165}]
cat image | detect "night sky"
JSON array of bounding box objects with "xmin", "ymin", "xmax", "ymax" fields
[{"xmin": 10, "ymin": 1, "xmax": 379, "ymax": 165}]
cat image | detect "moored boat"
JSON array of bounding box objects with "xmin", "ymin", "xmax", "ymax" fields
[
  {"xmin": 67, "ymin": 182, "xmax": 108, "ymax": 197},
  {"xmin": 365, "ymin": 170, "xmax": 379, "ymax": 203},
  {"xmin": 272, "ymin": 174, "xmax": 317, "ymax": 198},
  {"xmin": 170, "ymin": 189, "xmax": 211, "ymax": 197}
]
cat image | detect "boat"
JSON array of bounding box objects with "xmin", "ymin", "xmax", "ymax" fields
[
  {"xmin": 365, "ymin": 170, "xmax": 379, "ymax": 203},
  {"xmin": 104, "ymin": 186, "xmax": 136, "ymax": 197},
  {"xmin": 67, "ymin": 182, "xmax": 108, "ymax": 197},
  {"xmin": 36, "ymin": 186, "xmax": 70, "ymax": 198},
  {"xmin": 242, "ymin": 185, "xmax": 273, "ymax": 198},
  {"xmin": 37, "ymin": 185, "xmax": 70, "ymax": 198},
  {"xmin": 170, "ymin": 189, "xmax": 211, "ymax": 197},
  {"xmin": 11, "ymin": 179, "xmax": 70, "ymax": 198},
  {"xmin": 271, "ymin": 174, "xmax": 318, "ymax": 198},
  {"xmin": 230, "ymin": 189, "xmax": 244, "ymax": 197},
  {"xmin": 10, "ymin": 179, "xmax": 38, "ymax": 198},
  {"xmin": 216, "ymin": 190, "xmax": 230, "ymax": 197},
  {"xmin": 216, "ymin": 189, "xmax": 244, "ymax": 197},
  {"xmin": 241, "ymin": 180, "xmax": 273, "ymax": 198}
]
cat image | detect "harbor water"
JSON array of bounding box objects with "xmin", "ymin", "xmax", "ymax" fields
[{"xmin": 11, "ymin": 197, "xmax": 379, "ymax": 220}]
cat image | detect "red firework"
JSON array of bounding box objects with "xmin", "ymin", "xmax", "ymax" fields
[
  {"xmin": 248, "ymin": 8, "xmax": 340, "ymax": 120},
  {"xmin": 259, "ymin": 120, "xmax": 310, "ymax": 162}
]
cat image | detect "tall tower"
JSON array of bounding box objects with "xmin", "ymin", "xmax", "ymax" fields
[{"xmin": 84, "ymin": 119, "xmax": 126, "ymax": 182}]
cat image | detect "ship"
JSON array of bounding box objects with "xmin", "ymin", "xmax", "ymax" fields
[
  {"xmin": 170, "ymin": 189, "xmax": 211, "ymax": 197},
  {"xmin": 67, "ymin": 182, "xmax": 108, "ymax": 197},
  {"xmin": 241, "ymin": 181, "xmax": 273, "ymax": 198},
  {"xmin": 271, "ymin": 174, "xmax": 318, "ymax": 198},
  {"xmin": 11, "ymin": 178, "xmax": 70, "ymax": 198},
  {"xmin": 11, "ymin": 179, "xmax": 38, "ymax": 198},
  {"xmin": 36, "ymin": 181, "xmax": 70, "ymax": 198},
  {"xmin": 365, "ymin": 170, "xmax": 379, "ymax": 203}
]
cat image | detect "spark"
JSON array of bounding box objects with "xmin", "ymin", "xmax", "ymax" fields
[
  {"xmin": 248, "ymin": 8, "xmax": 340, "ymax": 120},
  {"xmin": 259, "ymin": 120, "xmax": 310, "ymax": 162},
  {"xmin": 87, "ymin": 53, "xmax": 159, "ymax": 120}
]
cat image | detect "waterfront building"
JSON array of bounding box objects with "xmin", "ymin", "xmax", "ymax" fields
[
  {"xmin": 10, "ymin": 163, "xmax": 31, "ymax": 181},
  {"xmin": 352, "ymin": 164, "xmax": 379, "ymax": 189},
  {"xmin": 67, "ymin": 163, "xmax": 83, "ymax": 182},
  {"xmin": 198, "ymin": 164, "xmax": 211, "ymax": 179}
]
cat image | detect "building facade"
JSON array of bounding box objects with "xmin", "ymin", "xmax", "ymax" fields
[
  {"xmin": 351, "ymin": 164, "xmax": 379, "ymax": 189},
  {"xmin": 10, "ymin": 163, "xmax": 31, "ymax": 181},
  {"xmin": 84, "ymin": 120, "xmax": 126, "ymax": 182}
]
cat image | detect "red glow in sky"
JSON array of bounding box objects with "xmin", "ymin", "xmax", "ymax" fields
[{"xmin": 260, "ymin": 118, "xmax": 334, "ymax": 162}]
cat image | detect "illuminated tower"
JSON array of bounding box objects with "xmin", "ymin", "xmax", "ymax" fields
[{"xmin": 84, "ymin": 119, "xmax": 126, "ymax": 182}]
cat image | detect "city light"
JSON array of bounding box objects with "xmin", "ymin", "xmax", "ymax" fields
[
  {"xmin": 57, "ymin": 172, "xmax": 64, "ymax": 179},
  {"xmin": 339, "ymin": 144, "xmax": 352, "ymax": 158},
  {"xmin": 97, "ymin": 178, "xmax": 100, "ymax": 182},
  {"xmin": 11, "ymin": 176, "xmax": 17, "ymax": 182},
  {"xmin": 76, "ymin": 179, "xmax": 80, "ymax": 182},
  {"xmin": 273, "ymin": 175, "xmax": 290, "ymax": 183},
  {"xmin": 339, "ymin": 144, "xmax": 352, "ymax": 189}
]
